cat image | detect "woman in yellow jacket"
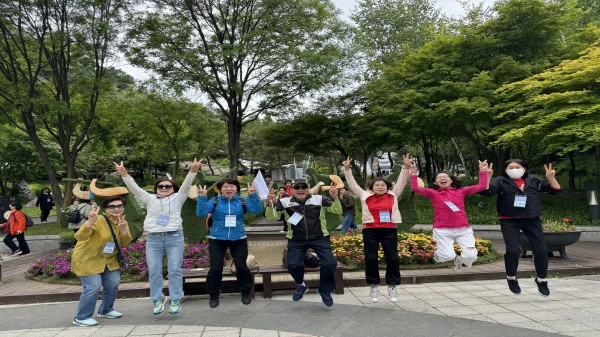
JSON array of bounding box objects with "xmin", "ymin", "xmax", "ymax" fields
[{"xmin": 71, "ymin": 196, "xmax": 132, "ymax": 327}]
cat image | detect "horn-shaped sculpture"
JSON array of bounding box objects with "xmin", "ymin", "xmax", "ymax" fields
[
  {"xmin": 320, "ymin": 175, "xmax": 344, "ymax": 191},
  {"xmin": 90, "ymin": 179, "xmax": 129, "ymax": 197},
  {"xmin": 72, "ymin": 181, "xmax": 91, "ymax": 200}
]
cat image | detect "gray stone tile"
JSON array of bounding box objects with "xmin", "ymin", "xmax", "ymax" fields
[
  {"xmin": 129, "ymin": 325, "xmax": 171, "ymax": 336},
  {"xmin": 518, "ymin": 310, "xmax": 564, "ymax": 321},
  {"xmin": 422, "ymin": 299, "xmax": 461, "ymax": 308},
  {"xmin": 542, "ymin": 319, "xmax": 595, "ymax": 333},
  {"xmin": 469, "ymin": 304, "xmax": 511, "ymax": 314},
  {"xmin": 483, "ymin": 312, "xmax": 531, "ymax": 324},
  {"xmin": 499, "ymin": 302, "xmax": 540, "ymax": 312},
  {"xmin": 452, "ymin": 297, "xmax": 491, "ymax": 306},
  {"xmin": 55, "ymin": 327, "xmax": 101, "ymax": 337},
  {"xmin": 454, "ymin": 314, "xmax": 497, "ymax": 323},
  {"xmin": 239, "ymin": 328, "xmax": 278, "ymax": 337},
  {"xmin": 90, "ymin": 326, "xmax": 135, "ymax": 337},
  {"xmin": 435, "ymin": 305, "xmax": 479, "ymax": 316},
  {"xmin": 504, "ymin": 321, "xmax": 559, "ymax": 333},
  {"xmin": 167, "ymin": 325, "xmax": 205, "ymax": 333}
]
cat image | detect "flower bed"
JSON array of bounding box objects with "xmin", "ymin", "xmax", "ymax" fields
[
  {"xmin": 27, "ymin": 241, "xmax": 230, "ymax": 282},
  {"xmin": 331, "ymin": 232, "xmax": 496, "ymax": 269}
]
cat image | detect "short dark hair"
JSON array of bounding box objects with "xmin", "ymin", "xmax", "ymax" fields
[
  {"xmin": 503, "ymin": 159, "xmax": 529, "ymax": 171},
  {"xmin": 431, "ymin": 171, "xmax": 462, "ymax": 190},
  {"xmin": 367, "ymin": 178, "xmax": 392, "ymax": 191},
  {"xmin": 9, "ymin": 201, "xmax": 22, "ymax": 210},
  {"xmin": 101, "ymin": 196, "xmax": 127, "ymax": 209},
  {"xmin": 153, "ymin": 179, "xmax": 180, "ymax": 194},
  {"xmin": 217, "ymin": 178, "xmax": 240, "ymax": 193}
]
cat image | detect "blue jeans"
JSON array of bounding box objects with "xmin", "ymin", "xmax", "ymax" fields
[
  {"xmin": 146, "ymin": 230, "xmax": 185, "ymax": 301},
  {"xmin": 341, "ymin": 214, "xmax": 358, "ymax": 233},
  {"xmin": 75, "ymin": 267, "xmax": 121, "ymax": 320}
]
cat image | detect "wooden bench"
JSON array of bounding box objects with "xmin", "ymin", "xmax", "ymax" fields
[
  {"xmin": 260, "ymin": 262, "xmax": 345, "ymax": 298},
  {"xmin": 181, "ymin": 268, "xmax": 257, "ymax": 298}
]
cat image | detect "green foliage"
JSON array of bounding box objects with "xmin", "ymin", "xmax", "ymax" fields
[{"xmin": 59, "ymin": 231, "xmax": 76, "ymax": 243}]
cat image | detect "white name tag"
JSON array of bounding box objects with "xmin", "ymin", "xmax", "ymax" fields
[
  {"xmin": 103, "ymin": 242, "xmax": 115, "ymax": 254},
  {"xmin": 288, "ymin": 212, "xmax": 303, "ymax": 225},
  {"xmin": 444, "ymin": 201, "xmax": 461, "ymax": 212},
  {"xmin": 514, "ymin": 195, "xmax": 527, "ymax": 208},
  {"xmin": 379, "ymin": 211, "xmax": 391, "ymax": 222},
  {"xmin": 225, "ymin": 215, "xmax": 237, "ymax": 227},
  {"xmin": 156, "ymin": 214, "xmax": 169, "ymax": 226}
]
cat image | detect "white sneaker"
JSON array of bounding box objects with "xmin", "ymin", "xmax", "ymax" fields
[
  {"xmin": 370, "ymin": 286, "xmax": 379, "ymax": 303},
  {"xmin": 452, "ymin": 256, "xmax": 462, "ymax": 273},
  {"xmin": 388, "ymin": 286, "xmax": 398, "ymax": 303}
]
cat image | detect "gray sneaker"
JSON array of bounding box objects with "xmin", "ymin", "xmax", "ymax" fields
[
  {"xmin": 388, "ymin": 286, "xmax": 398, "ymax": 303},
  {"xmin": 370, "ymin": 286, "xmax": 379, "ymax": 303}
]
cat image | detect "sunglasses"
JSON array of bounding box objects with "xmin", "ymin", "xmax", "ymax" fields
[
  {"xmin": 157, "ymin": 184, "xmax": 173, "ymax": 190},
  {"xmin": 293, "ymin": 185, "xmax": 309, "ymax": 190},
  {"xmin": 107, "ymin": 204, "xmax": 124, "ymax": 210}
]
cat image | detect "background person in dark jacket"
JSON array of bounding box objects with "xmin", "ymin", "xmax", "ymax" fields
[
  {"xmin": 36, "ymin": 188, "xmax": 54, "ymax": 222},
  {"xmin": 479, "ymin": 159, "xmax": 561, "ymax": 297},
  {"xmin": 266, "ymin": 178, "xmax": 342, "ymax": 307},
  {"xmin": 339, "ymin": 187, "xmax": 358, "ymax": 234}
]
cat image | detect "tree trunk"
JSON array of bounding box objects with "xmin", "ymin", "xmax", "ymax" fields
[
  {"xmin": 207, "ymin": 157, "xmax": 215, "ymax": 175},
  {"xmin": 451, "ymin": 137, "xmax": 468, "ymax": 177},
  {"xmin": 228, "ymin": 117, "xmax": 243, "ymax": 178},
  {"xmin": 568, "ymin": 152, "xmax": 576, "ymax": 192}
]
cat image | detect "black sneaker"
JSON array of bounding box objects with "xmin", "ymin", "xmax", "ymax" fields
[
  {"xmin": 507, "ymin": 278, "xmax": 521, "ymax": 294},
  {"xmin": 292, "ymin": 284, "xmax": 309, "ymax": 301},
  {"xmin": 209, "ymin": 296, "xmax": 220, "ymax": 308},
  {"xmin": 535, "ymin": 278, "xmax": 550, "ymax": 297},
  {"xmin": 318, "ymin": 289, "xmax": 333, "ymax": 307},
  {"xmin": 241, "ymin": 293, "xmax": 251, "ymax": 305}
]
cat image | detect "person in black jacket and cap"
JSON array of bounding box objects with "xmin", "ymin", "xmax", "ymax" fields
[
  {"xmin": 479, "ymin": 159, "xmax": 561, "ymax": 297},
  {"xmin": 36, "ymin": 187, "xmax": 54, "ymax": 222}
]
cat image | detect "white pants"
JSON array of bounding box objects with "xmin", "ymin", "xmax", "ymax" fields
[{"xmin": 433, "ymin": 227, "xmax": 478, "ymax": 268}]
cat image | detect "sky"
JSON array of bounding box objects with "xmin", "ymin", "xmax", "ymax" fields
[
  {"xmin": 333, "ymin": 0, "xmax": 497, "ymax": 19},
  {"xmin": 117, "ymin": 0, "xmax": 498, "ymax": 80}
]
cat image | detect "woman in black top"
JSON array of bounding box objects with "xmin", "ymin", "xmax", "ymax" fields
[{"xmin": 480, "ymin": 159, "xmax": 561, "ymax": 297}]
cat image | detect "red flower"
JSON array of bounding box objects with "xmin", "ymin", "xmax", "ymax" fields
[{"xmin": 562, "ymin": 218, "xmax": 571, "ymax": 223}]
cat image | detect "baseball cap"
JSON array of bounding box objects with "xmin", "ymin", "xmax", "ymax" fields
[{"xmin": 292, "ymin": 178, "xmax": 310, "ymax": 188}]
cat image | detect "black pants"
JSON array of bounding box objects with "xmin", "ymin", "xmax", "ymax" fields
[
  {"xmin": 500, "ymin": 218, "xmax": 547, "ymax": 278},
  {"xmin": 3, "ymin": 233, "xmax": 30, "ymax": 254},
  {"xmin": 40, "ymin": 208, "xmax": 51, "ymax": 222},
  {"xmin": 363, "ymin": 228, "xmax": 400, "ymax": 285},
  {"xmin": 280, "ymin": 214, "xmax": 288, "ymax": 231},
  {"xmin": 287, "ymin": 236, "xmax": 337, "ymax": 293},
  {"xmin": 207, "ymin": 238, "xmax": 252, "ymax": 298}
]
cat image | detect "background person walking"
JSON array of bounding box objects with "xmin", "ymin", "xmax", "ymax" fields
[
  {"xmin": 0, "ymin": 202, "xmax": 30, "ymax": 256},
  {"xmin": 35, "ymin": 187, "xmax": 54, "ymax": 222}
]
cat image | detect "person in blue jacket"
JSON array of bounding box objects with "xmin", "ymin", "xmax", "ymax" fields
[{"xmin": 196, "ymin": 178, "xmax": 263, "ymax": 308}]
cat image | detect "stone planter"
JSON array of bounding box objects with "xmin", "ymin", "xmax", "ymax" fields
[{"xmin": 519, "ymin": 230, "xmax": 582, "ymax": 261}]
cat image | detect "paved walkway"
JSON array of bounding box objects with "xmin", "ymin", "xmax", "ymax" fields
[{"xmin": 4, "ymin": 276, "xmax": 600, "ymax": 336}]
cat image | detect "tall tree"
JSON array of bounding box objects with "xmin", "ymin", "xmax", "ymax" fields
[
  {"xmin": 351, "ymin": 0, "xmax": 441, "ymax": 69},
  {"xmin": 124, "ymin": 0, "xmax": 349, "ymax": 177},
  {"xmin": 0, "ymin": 0, "xmax": 128, "ymax": 217}
]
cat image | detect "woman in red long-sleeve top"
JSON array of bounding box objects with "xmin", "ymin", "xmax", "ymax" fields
[
  {"xmin": 409, "ymin": 161, "xmax": 491, "ymax": 272},
  {"xmin": 1, "ymin": 201, "xmax": 30, "ymax": 256}
]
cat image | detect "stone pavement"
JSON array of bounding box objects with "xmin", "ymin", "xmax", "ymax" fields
[{"xmin": 4, "ymin": 275, "xmax": 600, "ymax": 336}]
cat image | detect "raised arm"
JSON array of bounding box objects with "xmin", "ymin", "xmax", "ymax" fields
[
  {"xmin": 114, "ymin": 161, "xmax": 152, "ymax": 204},
  {"xmin": 176, "ymin": 158, "xmax": 201, "ymax": 203},
  {"xmin": 343, "ymin": 156, "xmax": 366, "ymax": 196},
  {"xmin": 463, "ymin": 160, "xmax": 490, "ymax": 196},
  {"xmin": 245, "ymin": 183, "xmax": 264, "ymax": 214},
  {"xmin": 409, "ymin": 163, "xmax": 434, "ymax": 198},
  {"xmin": 391, "ymin": 154, "xmax": 412, "ymax": 196}
]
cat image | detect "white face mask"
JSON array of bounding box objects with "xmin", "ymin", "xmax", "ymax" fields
[{"xmin": 506, "ymin": 168, "xmax": 525, "ymax": 179}]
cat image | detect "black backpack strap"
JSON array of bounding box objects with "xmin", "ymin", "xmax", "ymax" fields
[{"xmin": 240, "ymin": 198, "xmax": 247, "ymax": 213}]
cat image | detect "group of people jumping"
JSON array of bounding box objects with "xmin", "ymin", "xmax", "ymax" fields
[{"xmin": 67, "ymin": 155, "xmax": 561, "ymax": 327}]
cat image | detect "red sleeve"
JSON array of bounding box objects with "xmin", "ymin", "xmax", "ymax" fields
[{"xmin": 13, "ymin": 211, "xmax": 27, "ymax": 232}]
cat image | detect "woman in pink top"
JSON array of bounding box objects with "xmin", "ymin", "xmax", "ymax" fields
[{"xmin": 409, "ymin": 160, "xmax": 491, "ymax": 272}]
